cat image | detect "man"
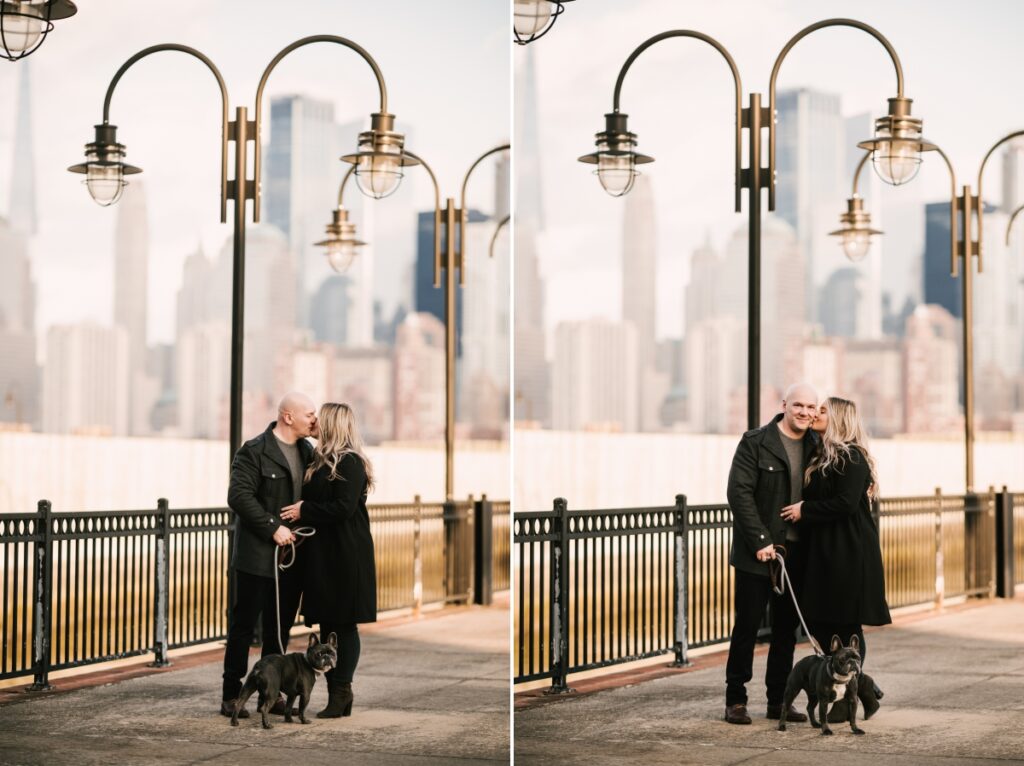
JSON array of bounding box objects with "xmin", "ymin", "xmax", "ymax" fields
[
  {"xmin": 219, "ymin": 392, "xmax": 318, "ymax": 717},
  {"xmin": 723, "ymin": 383, "xmax": 819, "ymax": 725}
]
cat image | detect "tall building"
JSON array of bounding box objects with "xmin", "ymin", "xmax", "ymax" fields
[
  {"xmin": 922, "ymin": 201, "xmax": 963, "ymax": 319},
  {"xmin": 334, "ymin": 346, "xmax": 393, "ymax": 445},
  {"xmin": 514, "ymin": 45, "xmax": 550, "ymax": 425},
  {"xmin": 393, "ymin": 312, "xmax": 445, "ymax": 442},
  {"xmin": 842, "ymin": 112, "xmax": 883, "ymax": 339},
  {"xmin": 774, "ymin": 88, "xmax": 845, "ymax": 322},
  {"xmin": 114, "ymin": 181, "xmax": 149, "ymax": 371},
  {"xmin": 685, "ymin": 316, "xmax": 745, "ymax": 434},
  {"xmin": 8, "ymin": 62, "xmax": 37, "ymax": 237},
  {"xmin": 310, "ymin": 275, "xmax": 352, "ymax": 346},
  {"xmin": 622, "ymin": 174, "xmax": 657, "ymax": 370},
  {"xmin": 551, "ymin": 319, "xmax": 638, "ymax": 432},
  {"xmin": 43, "ymin": 324, "xmax": 130, "ymax": 435},
  {"xmin": 176, "ymin": 322, "xmax": 231, "ymax": 439},
  {"xmin": 844, "ymin": 339, "xmax": 904, "ymax": 437},
  {"xmin": 819, "ymin": 268, "xmax": 867, "ymax": 338},
  {"xmin": 902, "ymin": 305, "xmax": 961, "ymax": 435}
]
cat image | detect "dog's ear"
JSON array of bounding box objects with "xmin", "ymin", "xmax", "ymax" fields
[
  {"xmin": 830, "ymin": 634, "xmax": 842, "ymax": 653},
  {"xmin": 308, "ymin": 633, "xmax": 319, "ymax": 648},
  {"xmin": 849, "ymin": 634, "xmax": 860, "ymax": 652},
  {"xmin": 327, "ymin": 632, "xmax": 338, "ymax": 649}
]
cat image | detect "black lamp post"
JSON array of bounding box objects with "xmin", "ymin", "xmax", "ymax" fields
[
  {"xmin": 0, "ymin": 0, "xmax": 75, "ymax": 61},
  {"xmin": 69, "ymin": 37, "xmax": 411, "ymax": 465},
  {"xmin": 579, "ymin": 19, "xmax": 928, "ymax": 431}
]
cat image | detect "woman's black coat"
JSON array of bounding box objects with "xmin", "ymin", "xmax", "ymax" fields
[
  {"xmin": 799, "ymin": 447, "xmax": 891, "ymax": 627},
  {"xmin": 299, "ymin": 453, "xmax": 377, "ymax": 625}
]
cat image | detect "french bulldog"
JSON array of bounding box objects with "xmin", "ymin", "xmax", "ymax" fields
[
  {"xmin": 777, "ymin": 634, "xmax": 865, "ymax": 736},
  {"xmin": 231, "ymin": 632, "xmax": 338, "ymax": 729}
]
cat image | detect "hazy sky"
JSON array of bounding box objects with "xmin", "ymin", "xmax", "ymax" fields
[
  {"xmin": 520, "ymin": 0, "xmax": 1024, "ymax": 340},
  {"xmin": 0, "ymin": 0, "xmax": 509, "ymax": 345}
]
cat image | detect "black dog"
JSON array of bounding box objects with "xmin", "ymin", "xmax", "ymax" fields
[
  {"xmin": 231, "ymin": 632, "xmax": 338, "ymax": 729},
  {"xmin": 777, "ymin": 634, "xmax": 865, "ymax": 736}
]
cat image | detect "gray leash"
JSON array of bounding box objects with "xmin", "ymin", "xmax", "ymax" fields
[
  {"xmin": 769, "ymin": 547, "xmax": 824, "ymax": 658},
  {"xmin": 273, "ymin": 526, "xmax": 316, "ymax": 655}
]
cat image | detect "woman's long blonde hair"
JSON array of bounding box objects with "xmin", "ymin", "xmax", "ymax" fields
[
  {"xmin": 804, "ymin": 396, "xmax": 877, "ymax": 492},
  {"xmin": 304, "ymin": 402, "xmax": 375, "ymax": 491}
]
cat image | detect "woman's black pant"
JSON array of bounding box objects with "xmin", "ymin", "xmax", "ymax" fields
[{"xmin": 318, "ymin": 622, "xmax": 360, "ymax": 685}]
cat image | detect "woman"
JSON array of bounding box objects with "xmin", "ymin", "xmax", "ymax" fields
[
  {"xmin": 280, "ymin": 402, "xmax": 376, "ymax": 718},
  {"xmin": 780, "ymin": 396, "xmax": 888, "ymax": 721}
]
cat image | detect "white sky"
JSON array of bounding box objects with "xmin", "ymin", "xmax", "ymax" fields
[
  {"xmin": 0, "ymin": 0, "xmax": 510, "ymax": 345},
  {"xmin": 520, "ymin": 0, "xmax": 1024, "ymax": 340}
]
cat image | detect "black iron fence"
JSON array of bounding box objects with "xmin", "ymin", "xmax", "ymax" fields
[
  {"xmin": 514, "ymin": 489, "xmax": 1019, "ymax": 690},
  {"xmin": 1, "ymin": 495, "xmax": 509, "ymax": 688}
]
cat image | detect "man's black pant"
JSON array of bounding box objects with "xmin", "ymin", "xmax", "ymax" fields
[
  {"xmin": 221, "ymin": 566, "xmax": 303, "ymax": 701},
  {"xmin": 725, "ymin": 544, "xmax": 806, "ymax": 707}
]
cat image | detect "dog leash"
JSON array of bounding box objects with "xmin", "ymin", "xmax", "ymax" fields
[
  {"xmin": 768, "ymin": 545, "xmax": 824, "ymax": 657},
  {"xmin": 273, "ymin": 526, "xmax": 316, "ymax": 655}
]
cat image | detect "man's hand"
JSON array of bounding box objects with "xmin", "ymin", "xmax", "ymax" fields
[
  {"xmin": 755, "ymin": 544, "xmax": 776, "ymax": 562},
  {"xmin": 780, "ymin": 502, "xmax": 803, "ymax": 523},
  {"xmin": 280, "ymin": 502, "xmax": 303, "ymax": 523},
  {"xmin": 272, "ymin": 525, "xmax": 295, "ymax": 546}
]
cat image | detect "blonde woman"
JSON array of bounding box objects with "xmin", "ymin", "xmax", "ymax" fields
[
  {"xmin": 280, "ymin": 402, "xmax": 376, "ymax": 718},
  {"xmin": 780, "ymin": 396, "xmax": 888, "ymax": 720}
]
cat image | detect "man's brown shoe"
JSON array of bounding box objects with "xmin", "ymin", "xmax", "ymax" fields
[
  {"xmin": 724, "ymin": 704, "xmax": 752, "ymax": 724},
  {"xmin": 766, "ymin": 703, "xmax": 807, "ymax": 722},
  {"xmin": 220, "ymin": 700, "xmax": 249, "ymax": 718}
]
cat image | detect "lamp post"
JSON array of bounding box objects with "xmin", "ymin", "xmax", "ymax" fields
[
  {"xmin": 323, "ymin": 144, "xmax": 509, "ymax": 501},
  {"xmin": 514, "ymin": 0, "xmax": 574, "ymax": 45},
  {"xmin": 69, "ymin": 37, "xmax": 417, "ymax": 465},
  {"xmin": 314, "ymin": 166, "xmax": 367, "ymax": 274},
  {"xmin": 0, "ymin": 0, "xmax": 75, "ymax": 61},
  {"xmin": 579, "ymin": 19, "xmax": 928, "ymax": 431},
  {"xmin": 846, "ymin": 130, "xmax": 1024, "ymax": 492}
]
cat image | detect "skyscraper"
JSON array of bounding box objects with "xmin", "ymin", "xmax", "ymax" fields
[
  {"xmin": 903, "ymin": 304, "xmax": 961, "ymax": 434},
  {"xmin": 393, "ymin": 312, "xmax": 445, "ymax": 441},
  {"xmin": 622, "ymin": 174, "xmax": 656, "ymax": 370},
  {"xmin": 8, "ymin": 61, "xmax": 37, "ymax": 237},
  {"xmin": 923, "ymin": 201, "xmax": 995, "ymax": 320},
  {"xmin": 774, "ymin": 88, "xmax": 845, "ymax": 323},
  {"xmin": 310, "ymin": 275, "xmax": 352, "ymax": 346},
  {"xmin": 114, "ymin": 181, "xmax": 149, "ymax": 370}
]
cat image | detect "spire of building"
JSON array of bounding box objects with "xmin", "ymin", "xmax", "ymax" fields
[{"xmin": 9, "ymin": 61, "xmax": 37, "ymax": 235}]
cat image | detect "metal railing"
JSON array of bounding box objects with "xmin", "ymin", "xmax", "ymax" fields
[
  {"xmin": 514, "ymin": 489, "xmax": 1016, "ymax": 689},
  {"xmin": 1, "ymin": 494, "xmax": 509, "ymax": 687}
]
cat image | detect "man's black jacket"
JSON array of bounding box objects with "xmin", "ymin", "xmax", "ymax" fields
[
  {"xmin": 227, "ymin": 421, "xmax": 313, "ymax": 578},
  {"xmin": 726, "ymin": 413, "xmax": 818, "ymax": 576}
]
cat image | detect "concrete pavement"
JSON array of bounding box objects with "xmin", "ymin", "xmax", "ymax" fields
[
  {"xmin": 515, "ymin": 597, "xmax": 1024, "ymax": 765},
  {"xmin": 0, "ymin": 603, "xmax": 510, "ymax": 766}
]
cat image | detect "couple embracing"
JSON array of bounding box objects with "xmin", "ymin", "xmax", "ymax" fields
[
  {"xmin": 723, "ymin": 383, "xmax": 890, "ymax": 726},
  {"xmin": 218, "ymin": 392, "xmax": 377, "ymax": 720}
]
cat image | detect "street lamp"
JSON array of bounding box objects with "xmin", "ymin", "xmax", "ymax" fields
[
  {"xmin": 579, "ymin": 19, "xmax": 927, "ymax": 431},
  {"xmin": 315, "ymin": 166, "xmax": 368, "ymax": 274},
  {"xmin": 514, "ymin": 0, "xmax": 574, "ymax": 45},
  {"xmin": 829, "ymin": 152, "xmax": 885, "ymax": 262},
  {"xmin": 855, "ymin": 129, "xmax": 1024, "ymax": 492},
  {"xmin": 69, "ymin": 37, "xmax": 407, "ymax": 464},
  {"xmin": 343, "ymin": 144, "xmax": 508, "ymax": 500},
  {"xmin": 0, "ymin": 0, "xmax": 75, "ymax": 61}
]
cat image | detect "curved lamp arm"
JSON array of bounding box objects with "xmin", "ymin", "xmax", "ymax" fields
[
  {"xmin": 253, "ymin": 35, "xmax": 389, "ymax": 221},
  {"xmin": 975, "ymin": 129, "xmax": 1024, "ymax": 265},
  {"xmin": 102, "ymin": 44, "xmax": 230, "ymax": 222},
  {"xmin": 459, "ymin": 143, "xmax": 511, "ymax": 273},
  {"xmin": 489, "ymin": 214, "xmax": 510, "ymax": 259},
  {"xmin": 400, "ymin": 149, "xmax": 443, "ymax": 287},
  {"xmin": 1006, "ymin": 203, "xmax": 1024, "ymax": 246},
  {"xmin": 611, "ymin": 31, "xmax": 743, "ymax": 212},
  {"xmin": 929, "ymin": 144, "xmax": 960, "ymax": 277},
  {"xmin": 335, "ymin": 164, "xmax": 357, "ymax": 208},
  {"xmin": 850, "ymin": 151, "xmax": 872, "ymax": 197},
  {"xmin": 769, "ymin": 18, "xmax": 905, "ymax": 211}
]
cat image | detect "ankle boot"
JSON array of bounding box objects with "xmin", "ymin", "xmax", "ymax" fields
[
  {"xmin": 318, "ymin": 680, "xmax": 354, "ymax": 718},
  {"xmin": 826, "ymin": 699, "xmax": 849, "ymax": 723},
  {"xmin": 857, "ymin": 672, "xmax": 882, "ymax": 720}
]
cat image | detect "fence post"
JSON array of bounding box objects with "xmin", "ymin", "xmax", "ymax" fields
[
  {"xmin": 546, "ymin": 497, "xmax": 573, "ymax": 694},
  {"xmin": 474, "ymin": 494, "xmax": 494, "ymax": 606},
  {"xmin": 443, "ymin": 497, "xmax": 471, "ymax": 605},
  {"xmin": 963, "ymin": 489, "xmax": 983, "ymax": 596},
  {"xmin": 672, "ymin": 494, "xmax": 690, "ymax": 667},
  {"xmin": 413, "ymin": 495, "xmax": 423, "ymax": 618},
  {"xmin": 150, "ymin": 498, "xmax": 171, "ymax": 667},
  {"xmin": 995, "ymin": 486, "xmax": 1015, "ymax": 598},
  {"xmin": 934, "ymin": 487, "xmax": 944, "ymax": 610},
  {"xmin": 29, "ymin": 500, "xmax": 53, "ymax": 691}
]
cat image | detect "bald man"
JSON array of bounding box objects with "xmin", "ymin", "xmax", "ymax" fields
[
  {"xmin": 723, "ymin": 383, "xmax": 820, "ymax": 725},
  {"xmin": 220, "ymin": 393, "xmax": 319, "ymax": 717}
]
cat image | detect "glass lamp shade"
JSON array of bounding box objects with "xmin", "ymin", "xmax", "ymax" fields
[
  {"xmin": 841, "ymin": 230, "xmax": 871, "ymax": 261},
  {"xmin": 325, "ymin": 241, "xmax": 357, "ymax": 273},
  {"xmin": 596, "ymin": 153, "xmax": 637, "ymax": 197},
  {"xmin": 356, "ymin": 152, "xmax": 402, "ymax": 199},
  {"xmin": 870, "ymin": 128, "xmax": 922, "ymax": 186},
  {"xmin": 513, "ymin": 0, "xmax": 552, "ymax": 37},
  {"xmin": 85, "ymin": 163, "xmax": 126, "ymax": 206},
  {"xmin": 0, "ymin": 3, "xmax": 44, "ymax": 53}
]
